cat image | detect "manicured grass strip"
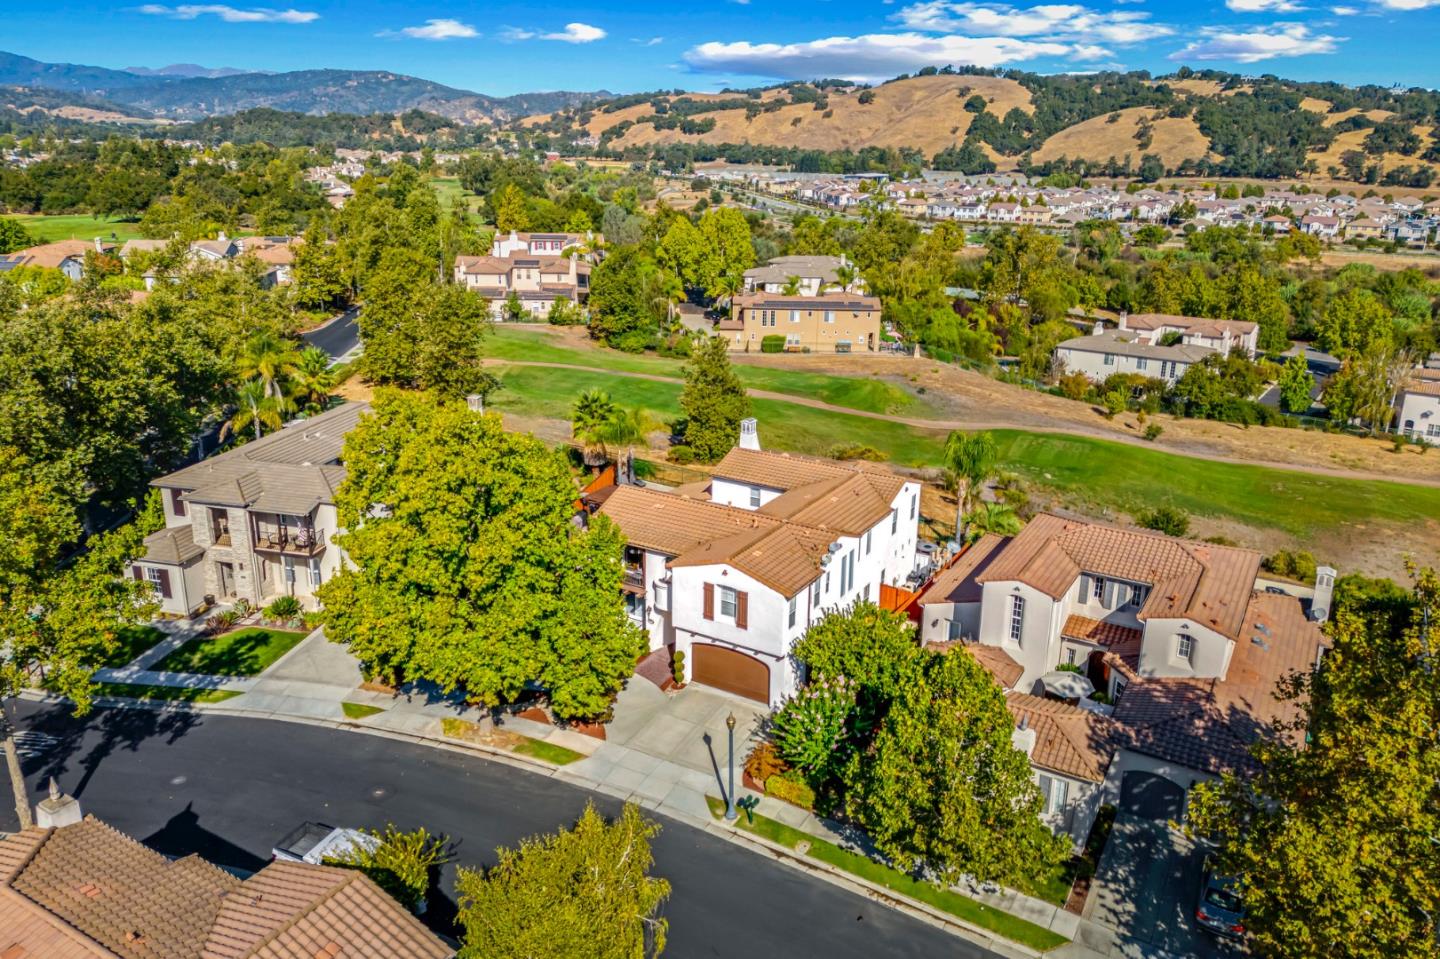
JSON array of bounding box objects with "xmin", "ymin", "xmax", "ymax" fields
[
  {"xmin": 486, "ymin": 328, "xmax": 928, "ymax": 416},
  {"xmin": 704, "ymin": 797, "xmax": 1068, "ymax": 952},
  {"xmin": 341, "ymin": 702, "xmax": 385, "ymax": 720},
  {"xmin": 151, "ymin": 627, "xmax": 307, "ymax": 677},
  {"xmin": 104, "ymin": 624, "xmax": 167, "ymax": 667},
  {"xmin": 94, "ymin": 682, "xmax": 243, "ymax": 705},
  {"xmin": 511, "ymin": 737, "xmax": 586, "ymax": 766},
  {"xmin": 10, "ymin": 213, "xmax": 147, "ymax": 243}
]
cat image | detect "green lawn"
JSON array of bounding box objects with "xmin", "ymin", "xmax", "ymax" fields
[
  {"xmin": 512, "ymin": 737, "xmax": 586, "ymax": 766},
  {"xmin": 429, "ymin": 176, "xmax": 485, "ymax": 215},
  {"xmin": 489, "ymin": 362, "xmax": 1440, "ymax": 545},
  {"xmin": 104, "ymin": 624, "xmax": 167, "ymax": 667},
  {"xmin": 705, "ymin": 797, "xmax": 1067, "ymax": 951},
  {"xmin": 342, "ymin": 702, "xmax": 386, "ymax": 720},
  {"xmin": 10, "ymin": 214, "xmax": 146, "ymax": 244},
  {"xmin": 152, "ymin": 627, "xmax": 306, "ymax": 677},
  {"xmin": 94, "ymin": 682, "xmax": 243, "ymax": 705}
]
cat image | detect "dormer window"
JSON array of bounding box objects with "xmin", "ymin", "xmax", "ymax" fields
[
  {"xmin": 1175, "ymin": 633, "xmax": 1193, "ymax": 662},
  {"xmin": 749, "ymin": 487, "xmax": 761, "ymax": 508},
  {"xmin": 1092, "ymin": 576, "xmax": 1104, "ymax": 603}
]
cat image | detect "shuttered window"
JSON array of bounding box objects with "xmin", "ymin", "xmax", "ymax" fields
[
  {"xmin": 169, "ymin": 488, "xmax": 187, "ymax": 517},
  {"xmin": 703, "ymin": 582, "xmax": 715, "ymax": 620}
]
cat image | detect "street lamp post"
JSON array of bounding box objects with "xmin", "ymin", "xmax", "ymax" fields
[{"xmin": 725, "ymin": 712, "xmax": 738, "ymax": 821}]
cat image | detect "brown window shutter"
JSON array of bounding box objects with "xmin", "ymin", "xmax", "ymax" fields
[
  {"xmin": 131, "ymin": 565, "xmax": 143, "ymax": 581},
  {"xmin": 703, "ymin": 583, "xmax": 715, "ymax": 620},
  {"xmin": 156, "ymin": 569, "xmax": 172, "ymax": 600},
  {"xmin": 736, "ymin": 591, "xmax": 748, "ymax": 630}
]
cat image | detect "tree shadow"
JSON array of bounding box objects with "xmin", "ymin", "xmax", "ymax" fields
[
  {"xmin": 23, "ymin": 701, "xmax": 201, "ymax": 801},
  {"xmin": 141, "ymin": 801, "xmax": 268, "ymax": 874}
]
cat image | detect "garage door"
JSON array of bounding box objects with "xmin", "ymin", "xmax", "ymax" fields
[
  {"xmin": 1120, "ymin": 771, "xmax": 1187, "ymax": 821},
  {"xmin": 691, "ymin": 644, "xmax": 769, "ymax": 703}
]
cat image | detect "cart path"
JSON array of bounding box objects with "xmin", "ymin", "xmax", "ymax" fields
[{"xmin": 485, "ymin": 359, "xmax": 1440, "ymax": 490}]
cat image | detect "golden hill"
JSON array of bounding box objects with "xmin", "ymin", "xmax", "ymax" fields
[{"xmin": 1032, "ymin": 106, "xmax": 1214, "ymax": 169}]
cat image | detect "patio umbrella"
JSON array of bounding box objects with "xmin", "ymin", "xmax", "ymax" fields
[{"xmin": 1040, "ymin": 670, "xmax": 1094, "ymax": 700}]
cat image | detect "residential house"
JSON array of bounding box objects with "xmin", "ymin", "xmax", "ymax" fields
[
  {"xmin": 1396, "ymin": 367, "xmax": 1440, "ymax": 441},
  {"xmin": 0, "ymin": 239, "xmax": 110, "ymax": 281},
  {"xmin": 1299, "ymin": 214, "xmax": 1341, "ymax": 238},
  {"xmin": 490, "ymin": 230, "xmax": 596, "ymax": 258},
  {"xmin": 0, "ymin": 812, "xmax": 451, "ymax": 958},
  {"xmin": 188, "ymin": 233, "xmax": 238, "ymax": 263},
  {"xmin": 1053, "ymin": 329, "xmax": 1212, "ymax": 385},
  {"xmin": 987, "ymin": 201, "xmax": 1020, "ymax": 222},
  {"xmin": 133, "ymin": 402, "xmax": 367, "ymax": 615},
  {"xmin": 1346, "ymin": 216, "xmax": 1385, "ymax": 241},
  {"xmin": 1262, "ymin": 214, "xmax": 1292, "ymax": 234},
  {"xmin": 453, "ymin": 254, "xmax": 591, "ymax": 319},
  {"xmin": 1119, "ymin": 311, "xmax": 1259, "ymax": 358},
  {"xmin": 590, "ymin": 421, "xmax": 921, "ymax": 705},
  {"xmin": 742, "ymin": 254, "xmax": 864, "ymax": 297},
  {"xmin": 1016, "ymin": 205, "xmax": 1053, "ymax": 226},
  {"xmin": 724, "ymin": 291, "xmax": 882, "ymax": 353},
  {"xmin": 916, "ymin": 514, "xmax": 1330, "ymax": 845}
]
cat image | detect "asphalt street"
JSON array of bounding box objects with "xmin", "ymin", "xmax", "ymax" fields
[
  {"xmin": 4, "ymin": 702, "xmax": 999, "ymax": 958},
  {"xmin": 300, "ymin": 307, "xmax": 360, "ymax": 363}
]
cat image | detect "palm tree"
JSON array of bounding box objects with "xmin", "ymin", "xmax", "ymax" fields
[
  {"xmin": 223, "ymin": 379, "xmax": 284, "ymax": 443},
  {"xmin": 600, "ymin": 406, "xmax": 662, "ymax": 484},
  {"xmin": 712, "ymin": 271, "xmax": 744, "ymax": 309},
  {"xmin": 236, "ymin": 329, "xmax": 301, "ymax": 402},
  {"xmin": 942, "ymin": 430, "xmax": 999, "ymax": 543},
  {"xmin": 572, "ymin": 389, "xmax": 617, "ymax": 467},
  {"xmin": 833, "ymin": 262, "xmax": 859, "ymax": 293},
  {"xmin": 962, "ymin": 502, "xmax": 1023, "ymax": 544},
  {"xmin": 781, "ymin": 275, "xmax": 803, "ymax": 296},
  {"xmin": 289, "ymin": 346, "xmax": 336, "ymax": 415}
]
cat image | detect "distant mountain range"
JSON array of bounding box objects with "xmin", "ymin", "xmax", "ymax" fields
[{"xmin": 0, "ymin": 51, "xmax": 609, "ymax": 124}]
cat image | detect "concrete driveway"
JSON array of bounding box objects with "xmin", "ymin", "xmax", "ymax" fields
[{"xmin": 1080, "ymin": 814, "xmax": 1243, "ymax": 959}]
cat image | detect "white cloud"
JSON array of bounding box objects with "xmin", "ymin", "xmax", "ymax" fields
[
  {"xmin": 633, "ymin": 36, "xmax": 665, "ymax": 45},
  {"xmin": 1329, "ymin": 4, "xmax": 1358, "ymax": 11},
  {"xmin": 136, "ymin": 3, "xmax": 317, "ymax": 22},
  {"xmin": 394, "ymin": 18, "xmax": 478, "ymax": 40},
  {"xmin": 683, "ymin": 32, "xmax": 1085, "ymax": 81},
  {"xmin": 506, "ymin": 22, "xmax": 606, "ymax": 42},
  {"xmin": 1225, "ymin": 0, "xmax": 1305, "ymax": 11},
  {"xmin": 1371, "ymin": 0, "xmax": 1440, "ymax": 8},
  {"xmin": 894, "ymin": 2, "xmax": 1172, "ymax": 43},
  {"xmin": 1170, "ymin": 23, "xmax": 1342, "ymax": 61}
]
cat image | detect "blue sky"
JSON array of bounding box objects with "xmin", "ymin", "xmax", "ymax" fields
[{"xmin": 4, "ymin": 1, "xmax": 1438, "ymax": 95}]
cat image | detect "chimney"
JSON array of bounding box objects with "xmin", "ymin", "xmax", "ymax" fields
[
  {"xmin": 35, "ymin": 777, "xmax": 82, "ymax": 829},
  {"xmin": 1118, "ymin": 310, "xmax": 1129, "ymax": 331},
  {"xmin": 466, "ymin": 394, "xmax": 485, "ymax": 414},
  {"xmin": 93, "ymin": 237, "xmax": 103, "ymax": 253},
  {"xmin": 569, "ymin": 256, "xmax": 577, "ymax": 283},
  {"xmin": 1310, "ymin": 565, "xmax": 1336, "ymax": 623},
  {"xmin": 218, "ymin": 230, "xmax": 228, "ymax": 242},
  {"xmin": 1091, "ymin": 319, "xmax": 1104, "ymax": 336},
  {"xmin": 738, "ymin": 418, "xmax": 760, "ymax": 451},
  {"xmin": 1011, "ymin": 717, "xmax": 1036, "ymax": 757}
]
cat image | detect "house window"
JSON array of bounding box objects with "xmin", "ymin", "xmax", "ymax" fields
[
  {"xmin": 144, "ymin": 567, "xmax": 163, "ymax": 587},
  {"xmin": 1092, "ymin": 576, "xmax": 1104, "ymax": 603},
  {"xmin": 1136, "ymin": 358, "xmax": 1148, "ymax": 372},
  {"xmin": 810, "ymin": 579, "xmax": 822, "ymax": 608},
  {"xmin": 1008, "ymin": 595, "xmax": 1026, "ymax": 644},
  {"xmin": 169, "ymin": 488, "xmax": 187, "ymax": 518},
  {"xmin": 719, "ymin": 586, "xmax": 738, "ymax": 619},
  {"xmin": 1175, "ymin": 633, "xmax": 1194, "ymax": 662},
  {"xmin": 788, "ymin": 595, "xmax": 797, "ymax": 629},
  {"xmin": 909, "ymin": 493, "xmax": 917, "ymax": 520},
  {"xmin": 749, "ymin": 487, "xmax": 761, "ymax": 508},
  {"xmin": 1103, "ymin": 354, "xmax": 1115, "ymax": 366},
  {"xmin": 790, "ymin": 310, "xmax": 800, "ymax": 323},
  {"xmin": 1065, "ymin": 647, "xmax": 1077, "ymax": 666},
  {"xmin": 1128, "ymin": 584, "xmax": 1150, "ymax": 609},
  {"xmin": 865, "ymin": 530, "xmax": 872, "ymax": 555},
  {"xmin": 890, "ymin": 509, "xmax": 898, "ymax": 534},
  {"xmin": 283, "ymin": 556, "xmax": 296, "ymax": 583},
  {"xmin": 308, "ymin": 558, "xmax": 322, "ymax": 588},
  {"xmin": 1039, "ymin": 774, "xmax": 1069, "ymax": 815}
]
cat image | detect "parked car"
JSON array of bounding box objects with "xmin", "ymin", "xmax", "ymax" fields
[
  {"xmin": 272, "ymin": 821, "xmax": 378, "ymax": 864},
  {"xmin": 1195, "ymin": 855, "xmax": 1246, "ymax": 940}
]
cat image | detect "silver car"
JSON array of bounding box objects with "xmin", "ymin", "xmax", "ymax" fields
[{"xmin": 1195, "ymin": 855, "xmax": 1246, "ymax": 940}]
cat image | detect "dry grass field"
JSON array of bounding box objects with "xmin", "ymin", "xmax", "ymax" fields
[{"xmin": 1032, "ymin": 106, "xmax": 1214, "ymax": 168}]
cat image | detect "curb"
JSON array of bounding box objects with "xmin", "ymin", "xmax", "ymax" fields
[{"xmin": 19, "ymin": 690, "xmax": 1055, "ymax": 956}]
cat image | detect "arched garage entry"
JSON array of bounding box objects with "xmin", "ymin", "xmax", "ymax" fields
[
  {"xmin": 691, "ymin": 644, "xmax": 769, "ymax": 703},
  {"xmin": 1120, "ymin": 771, "xmax": 1186, "ymax": 821}
]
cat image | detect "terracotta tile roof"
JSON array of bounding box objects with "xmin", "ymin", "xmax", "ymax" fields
[
  {"xmin": 4, "ymin": 240, "xmax": 105, "ymax": 269},
  {"xmin": 918, "ymin": 534, "xmax": 1007, "ymax": 606},
  {"xmin": 963, "ymin": 643, "xmax": 1025, "ymax": 689},
  {"xmin": 1061, "ymin": 614, "xmax": 1142, "ymax": 648},
  {"xmin": 975, "ymin": 513, "xmax": 1262, "ymax": 641},
  {"xmin": 756, "ymin": 471, "xmax": 905, "ymax": 536},
  {"xmin": 1112, "ymin": 591, "xmax": 1327, "ymax": 775},
  {"xmin": 1007, "ymin": 693, "xmax": 1121, "ymax": 783},
  {"xmin": 0, "ymin": 818, "xmax": 452, "ymax": 959},
  {"xmin": 1124, "ymin": 312, "xmax": 1257, "ymax": 334}
]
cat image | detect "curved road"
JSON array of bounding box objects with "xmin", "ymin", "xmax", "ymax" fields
[{"xmin": 4, "ymin": 702, "xmax": 997, "ymax": 958}]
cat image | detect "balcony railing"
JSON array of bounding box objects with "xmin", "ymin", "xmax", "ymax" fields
[
  {"xmin": 254, "ymin": 527, "xmax": 327, "ymax": 556},
  {"xmin": 622, "ymin": 565, "xmax": 646, "ymax": 593}
]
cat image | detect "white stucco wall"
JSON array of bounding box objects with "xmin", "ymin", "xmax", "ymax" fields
[
  {"xmin": 976, "ymin": 580, "xmax": 1065, "ymax": 694},
  {"xmin": 1055, "ymin": 347, "xmax": 1190, "ymax": 385},
  {"xmin": 710, "ymin": 477, "xmax": 784, "ymax": 510},
  {"xmin": 1397, "ymin": 390, "xmax": 1440, "ymax": 440},
  {"xmin": 1137, "ymin": 618, "xmax": 1233, "ymax": 680}
]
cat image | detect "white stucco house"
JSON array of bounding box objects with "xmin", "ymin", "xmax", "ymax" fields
[
  {"xmin": 1396, "ymin": 368, "xmax": 1440, "ymax": 442},
  {"xmin": 591, "ymin": 419, "xmax": 922, "ymax": 706},
  {"xmin": 916, "ymin": 515, "xmax": 1331, "ymax": 846}
]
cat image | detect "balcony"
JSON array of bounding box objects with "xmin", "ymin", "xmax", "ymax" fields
[
  {"xmin": 254, "ymin": 527, "xmax": 326, "ymax": 556},
  {"xmin": 622, "ymin": 564, "xmax": 646, "ymax": 594}
]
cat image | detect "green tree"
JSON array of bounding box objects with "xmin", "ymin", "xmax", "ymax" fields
[
  {"xmin": 236, "ymin": 328, "xmax": 301, "ymax": 403},
  {"xmin": 318, "ymin": 393, "xmax": 645, "ymax": 719},
  {"xmin": 0, "ymin": 217, "xmax": 36, "ymax": 254},
  {"xmin": 962, "ymin": 502, "xmax": 1023, "ymax": 543},
  {"xmin": 1136, "ymin": 505, "xmax": 1190, "ymax": 537},
  {"xmin": 771, "ymin": 674, "xmax": 858, "ymax": 782},
  {"xmin": 1277, "ymin": 353, "xmax": 1313, "ymax": 414},
  {"xmin": 1189, "ymin": 566, "xmax": 1440, "ymax": 959},
  {"xmin": 942, "ymin": 430, "xmax": 998, "ymax": 541},
  {"xmin": 1316, "ymin": 287, "xmax": 1393, "ymax": 358},
  {"xmin": 846, "ymin": 648, "xmax": 1067, "ymax": 885},
  {"xmin": 588, "ymin": 246, "xmax": 660, "ymax": 349},
  {"xmin": 696, "ymin": 207, "xmax": 756, "ymax": 297},
  {"xmin": 655, "ymin": 216, "xmax": 706, "ymax": 291},
  {"xmin": 793, "ymin": 601, "xmax": 921, "ymax": 718},
  {"xmin": 678, "ymin": 336, "xmax": 750, "ymax": 463},
  {"xmin": 328, "ymin": 824, "xmax": 452, "ymax": 913},
  {"xmin": 494, "ymin": 183, "xmax": 530, "ymax": 232},
  {"xmin": 291, "ymin": 225, "xmax": 347, "ymax": 311},
  {"xmin": 457, "ymin": 802, "xmax": 670, "ymax": 959},
  {"xmin": 289, "ymin": 346, "xmax": 336, "ymax": 415},
  {"xmin": 222, "ymin": 378, "xmax": 284, "ymax": 442}
]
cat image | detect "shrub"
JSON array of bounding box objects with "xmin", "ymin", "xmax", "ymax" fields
[
  {"xmin": 205, "ymin": 610, "xmax": 239, "ymax": 635},
  {"xmin": 744, "ymin": 740, "xmax": 789, "ymax": 785},
  {"xmin": 858, "ymin": 89, "xmax": 876, "ymax": 105},
  {"xmin": 1057, "ymin": 371, "xmax": 1092, "ymax": 401},
  {"xmin": 231, "ymin": 598, "xmax": 252, "ymax": 617},
  {"xmin": 1102, "ymin": 390, "xmax": 1127, "ymax": 419},
  {"xmin": 827, "ymin": 443, "xmax": 887, "ymax": 462},
  {"xmin": 771, "ymin": 675, "xmax": 857, "ymax": 780},
  {"xmin": 1144, "ymin": 423, "xmax": 1164, "ymax": 441},
  {"xmin": 265, "ymin": 595, "xmax": 302, "ymax": 621},
  {"xmin": 929, "ymin": 347, "xmax": 955, "ymax": 363},
  {"xmin": 760, "ymin": 334, "xmax": 786, "ymax": 354},
  {"xmin": 765, "ymin": 771, "xmax": 817, "ymax": 810},
  {"xmin": 671, "ymin": 649, "xmax": 686, "ymax": 685},
  {"xmin": 1137, "ymin": 505, "xmax": 1190, "ymax": 537},
  {"xmin": 667, "ymin": 444, "xmax": 695, "ymax": 465},
  {"xmin": 1264, "ymin": 549, "xmax": 1318, "ymax": 583},
  {"xmin": 326, "ymin": 824, "xmax": 452, "ymax": 913}
]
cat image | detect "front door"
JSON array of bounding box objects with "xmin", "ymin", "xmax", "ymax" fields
[{"xmin": 217, "ymin": 561, "xmax": 235, "ymax": 598}]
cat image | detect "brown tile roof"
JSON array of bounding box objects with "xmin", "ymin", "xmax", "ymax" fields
[
  {"xmin": 917, "ymin": 534, "xmax": 1007, "ymax": 605},
  {"xmin": 965, "ymin": 643, "xmax": 1025, "ymax": 689},
  {"xmin": 1124, "ymin": 312, "xmax": 1257, "ymax": 335},
  {"xmin": 1007, "ymin": 693, "xmax": 1121, "ymax": 783},
  {"xmin": 756, "ymin": 472, "xmax": 904, "ymax": 536},
  {"xmin": 1113, "ymin": 591, "xmax": 1327, "ymax": 775},
  {"xmin": 732, "ymin": 292, "xmax": 880, "ymax": 311},
  {"xmin": 4, "ymin": 240, "xmax": 103, "ymax": 269},
  {"xmin": 0, "ymin": 819, "xmax": 451, "ymax": 959},
  {"xmin": 975, "ymin": 513, "xmax": 1262, "ymax": 641},
  {"xmin": 1061, "ymin": 614, "xmax": 1142, "ymax": 648}
]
